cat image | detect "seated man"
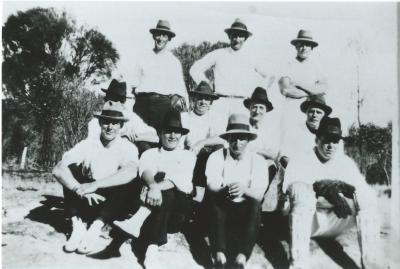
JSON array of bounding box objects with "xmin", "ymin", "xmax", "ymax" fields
[
  {"xmin": 206, "ymin": 114, "xmax": 269, "ymax": 268},
  {"xmin": 87, "ymin": 78, "xmax": 159, "ymax": 155},
  {"xmin": 52, "ymin": 101, "xmax": 139, "ymax": 254},
  {"xmin": 283, "ymin": 117, "xmax": 382, "ymax": 269},
  {"xmin": 113, "ymin": 111, "xmax": 199, "ymax": 268}
]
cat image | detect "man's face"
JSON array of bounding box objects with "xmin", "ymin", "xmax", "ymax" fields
[
  {"xmin": 250, "ymin": 102, "xmax": 267, "ymax": 123},
  {"xmin": 153, "ymin": 33, "xmax": 169, "ymax": 51},
  {"xmin": 227, "ymin": 134, "xmax": 250, "ymax": 156},
  {"xmin": 316, "ymin": 135, "xmax": 340, "ymax": 161},
  {"xmin": 306, "ymin": 107, "xmax": 325, "ymax": 130},
  {"xmin": 99, "ymin": 118, "xmax": 122, "ymax": 141},
  {"xmin": 296, "ymin": 43, "xmax": 313, "ymax": 60},
  {"xmin": 229, "ymin": 32, "xmax": 246, "ymax": 51},
  {"xmin": 193, "ymin": 94, "xmax": 212, "ymax": 116},
  {"xmin": 160, "ymin": 129, "xmax": 182, "ymax": 150}
]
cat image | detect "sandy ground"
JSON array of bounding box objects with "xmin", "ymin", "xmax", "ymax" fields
[{"xmin": 1, "ymin": 172, "xmax": 394, "ymax": 269}]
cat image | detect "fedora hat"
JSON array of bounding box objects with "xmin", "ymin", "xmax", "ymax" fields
[
  {"xmin": 300, "ymin": 95, "xmax": 332, "ymax": 115},
  {"xmin": 243, "ymin": 87, "xmax": 273, "ymax": 112},
  {"xmin": 159, "ymin": 110, "xmax": 189, "ymax": 135},
  {"xmin": 94, "ymin": 101, "xmax": 129, "ymax": 122},
  {"xmin": 220, "ymin": 114, "xmax": 257, "ymax": 141},
  {"xmin": 224, "ymin": 18, "xmax": 252, "ymax": 38},
  {"xmin": 149, "ymin": 19, "xmax": 176, "ymax": 38},
  {"xmin": 316, "ymin": 117, "xmax": 343, "ymax": 140},
  {"xmin": 101, "ymin": 79, "xmax": 132, "ymax": 101},
  {"xmin": 291, "ymin": 29, "xmax": 318, "ymax": 48},
  {"xmin": 189, "ymin": 81, "xmax": 219, "ymax": 100}
]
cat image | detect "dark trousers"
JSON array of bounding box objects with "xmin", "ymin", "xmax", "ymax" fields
[
  {"xmin": 133, "ymin": 92, "xmax": 172, "ymax": 129},
  {"xmin": 63, "ymin": 164, "xmax": 142, "ymax": 224},
  {"xmin": 208, "ymin": 191, "xmax": 261, "ymax": 260},
  {"xmin": 139, "ymin": 188, "xmax": 194, "ymax": 246}
]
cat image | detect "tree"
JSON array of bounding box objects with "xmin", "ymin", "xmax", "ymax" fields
[{"xmin": 2, "ymin": 7, "xmax": 119, "ymax": 167}]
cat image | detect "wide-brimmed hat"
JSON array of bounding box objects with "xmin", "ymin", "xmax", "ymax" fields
[
  {"xmin": 94, "ymin": 101, "xmax": 129, "ymax": 122},
  {"xmin": 224, "ymin": 18, "xmax": 252, "ymax": 38},
  {"xmin": 189, "ymin": 81, "xmax": 219, "ymax": 100},
  {"xmin": 149, "ymin": 19, "xmax": 176, "ymax": 38},
  {"xmin": 300, "ymin": 95, "xmax": 332, "ymax": 115},
  {"xmin": 159, "ymin": 110, "xmax": 189, "ymax": 135},
  {"xmin": 291, "ymin": 29, "xmax": 318, "ymax": 48},
  {"xmin": 316, "ymin": 117, "xmax": 343, "ymax": 140},
  {"xmin": 243, "ymin": 87, "xmax": 273, "ymax": 112},
  {"xmin": 101, "ymin": 79, "xmax": 132, "ymax": 101},
  {"xmin": 220, "ymin": 114, "xmax": 257, "ymax": 141}
]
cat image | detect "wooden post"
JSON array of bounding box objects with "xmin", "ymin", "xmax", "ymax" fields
[{"xmin": 20, "ymin": 146, "xmax": 27, "ymax": 170}]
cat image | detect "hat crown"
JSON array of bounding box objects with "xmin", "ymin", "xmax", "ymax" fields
[
  {"xmin": 317, "ymin": 117, "xmax": 342, "ymax": 137},
  {"xmin": 155, "ymin": 19, "xmax": 171, "ymax": 30},
  {"xmin": 231, "ymin": 18, "xmax": 248, "ymax": 31},
  {"xmin": 192, "ymin": 81, "xmax": 214, "ymax": 95},
  {"xmin": 307, "ymin": 94, "xmax": 327, "ymax": 106},
  {"xmin": 226, "ymin": 114, "xmax": 250, "ymax": 132},
  {"xmin": 104, "ymin": 79, "xmax": 127, "ymax": 98},
  {"xmin": 250, "ymin": 87, "xmax": 268, "ymax": 100},
  {"xmin": 162, "ymin": 110, "xmax": 184, "ymax": 129},
  {"xmin": 297, "ymin": 29, "xmax": 314, "ymax": 40}
]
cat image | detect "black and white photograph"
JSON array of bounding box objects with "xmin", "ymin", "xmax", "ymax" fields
[{"xmin": 2, "ymin": 1, "xmax": 399, "ymax": 269}]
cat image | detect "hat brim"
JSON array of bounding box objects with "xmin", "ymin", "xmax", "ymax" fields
[
  {"xmin": 243, "ymin": 99, "xmax": 273, "ymax": 112},
  {"xmin": 291, "ymin": 39, "xmax": 318, "ymax": 48},
  {"xmin": 300, "ymin": 101, "xmax": 332, "ymax": 115},
  {"xmin": 225, "ymin": 28, "xmax": 252, "ymax": 37},
  {"xmin": 159, "ymin": 126, "xmax": 190, "ymax": 135},
  {"xmin": 316, "ymin": 132, "xmax": 344, "ymax": 140},
  {"xmin": 101, "ymin": 89, "xmax": 133, "ymax": 99},
  {"xmin": 189, "ymin": 92, "xmax": 219, "ymax": 100},
  {"xmin": 149, "ymin": 28, "xmax": 176, "ymax": 38},
  {"xmin": 220, "ymin": 130, "xmax": 257, "ymax": 141},
  {"xmin": 94, "ymin": 114, "xmax": 129, "ymax": 122}
]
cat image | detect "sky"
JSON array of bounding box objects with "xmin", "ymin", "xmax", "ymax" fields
[{"xmin": 2, "ymin": 1, "xmax": 398, "ymax": 129}]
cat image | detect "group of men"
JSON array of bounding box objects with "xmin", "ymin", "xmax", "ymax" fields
[{"xmin": 52, "ymin": 18, "xmax": 382, "ymax": 269}]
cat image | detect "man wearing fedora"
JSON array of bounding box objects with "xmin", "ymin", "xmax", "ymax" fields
[
  {"xmin": 190, "ymin": 18, "xmax": 269, "ymax": 128},
  {"xmin": 279, "ymin": 30, "xmax": 328, "ymax": 145},
  {"xmin": 52, "ymin": 101, "xmax": 140, "ymax": 254},
  {"xmin": 205, "ymin": 114, "xmax": 269, "ymax": 268},
  {"xmin": 282, "ymin": 117, "xmax": 381, "ymax": 269},
  {"xmin": 279, "ymin": 94, "xmax": 332, "ymax": 161},
  {"xmin": 130, "ymin": 19, "xmax": 188, "ymax": 129},
  {"xmin": 87, "ymin": 79, "xmax": 158, "ymax": 154},
  {"xmin": 112, "ymin": 111, "xmax": 200, "ymax": 268},
  {"xmin": 244, "ymin": 86, "xmax": 280, "ymax": 161}
]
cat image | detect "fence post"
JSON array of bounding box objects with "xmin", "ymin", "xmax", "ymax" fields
[{"xmin": 20, "ymin": 146, "xmax": 27, "ymax": 169}]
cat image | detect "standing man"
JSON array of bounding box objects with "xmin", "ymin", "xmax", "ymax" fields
[
  {"xmin": 283, "ymin": 117, "xmax": 382, "ymax": 269},
  {"xmin": 279, "ymin": 94, "xmax": 332, "ymax": 162},
  {"xmin": 206, "ymin": 114, "xmax": 269, "ymax": 268},
  {"xmin": 279, "ymin": 30, "xmax": 328, "ymax": 142},
  {"xmin": 190, "ymin": 18, "xmax": 268, "ymax": 126},
  {"xmin": 52, "ymin": 101, "xmax": 139, "ymax": 254},
  {"xmin": 131, "ymin": 19, "xmax": 188, "ymax": 129}
]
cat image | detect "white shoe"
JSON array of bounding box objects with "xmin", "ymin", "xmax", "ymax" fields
[
  {"xmin": 63, "ymin": 216, "xmax": 86, "ymax": 253},
  {"xmin": 114, "ymin": 206, "xmax": 151, "ymax": 237},
  {"xmin": 144, "ymin": 245, "xmax": 161, "ymax": 269},
  {"xmin": 76, "ymin": 220, "xmax": 104, "ymax": 254}
]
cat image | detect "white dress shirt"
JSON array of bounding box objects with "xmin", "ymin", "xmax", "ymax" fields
[
  {"xmin": 139, "ymin": 147, "xmax": 197, "ymax": 194},
  {"xmin": 62, "ymin": 136, "xmax": 139, "ymax": 180},
  {"xmin": 129, "ymin": 49, "xmax": 188, "ymax": 103},
  {"xmin": 206, "ymin": 148, "xmax": 269, "ymax": 200},
  {"xmin": 248, "ymin": 117, "xmax": 281, "ymax": 159}
]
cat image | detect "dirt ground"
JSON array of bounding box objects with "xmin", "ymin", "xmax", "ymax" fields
[{"xmin": 1, "ymin": 171, "xmax": 394, "ymax": 269}]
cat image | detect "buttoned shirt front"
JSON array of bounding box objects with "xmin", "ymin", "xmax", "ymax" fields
[
  {"xmin": 139, "ymin": 147, "xmax": 196, "ymax": 194},
  {"xmin": 206, "ymin": 148, "xmax": 269, "ymax": 200},
  {"xmin": 62, "ymin": 136, "xmax": 139, "ymax": 180},
  {"xmin": 129, "ymin": 49, "xmax": 188, "ymax": 103}
]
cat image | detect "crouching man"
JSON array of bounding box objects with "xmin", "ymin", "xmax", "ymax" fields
[
  {"xmin": 283, "ymin": 117, "xmax": 382, "ymax": 269},
  {"xmin": 206, "ymin": 114, "xmax": 269, "ymax": 268},
  {"xmin": 114, "ymin": 111, "xmax": 199, "ymax": 268},
  {"xmin": 52, "ymin": 101, "xmax": 139, "ymax": 254}
]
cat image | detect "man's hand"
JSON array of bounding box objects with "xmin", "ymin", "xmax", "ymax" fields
[
  {"xmin": 190, "ymin": 142, "xmax": 205, "ymax": 156},
  {"xmin": 279, "ymin": 76, "xmax": 292, "ymax": 89},
  {"xmin": 83, "ymin": 193, "xmax": 106, "ymax": 206},
  {"xmin": 228, "ymin": 182, "xmax": 246, "ymax": 199},
  {"xmin": 76, "ymin": 182, "xmax": 98, "ymax": 197},
  {"xmin": 146, "ymin": 185, "xmax": 162, "ymax": 207}
]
